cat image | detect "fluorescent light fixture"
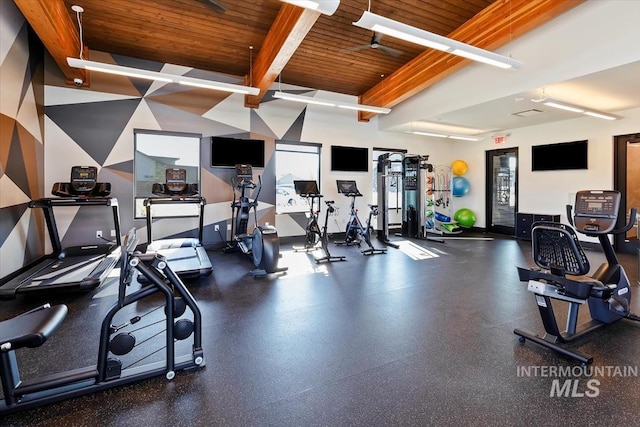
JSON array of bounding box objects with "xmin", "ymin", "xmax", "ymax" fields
[
  {"xmin": 542, "ymin": 101, "xmax": 583, "ymax": 113},
  {"xmin": 531, "ymin": 96, "xmax": 618, "ymax": 120},
  {"xmin": 336, "ymin": 104, "xmax": 391, "ymax": 114},
  {"xmin": 273, "ymin": 91, "xmax": 391, "ymax": 114},
  {"xmin": 353, "ymin": 11, "xmax": 523, "ymax": 70},
  {"xmin": 447, "ymin": 135, "xmax": 480, "ymax": 141},
  {"xmin": 273, "ymin": 91, "xmax": 336, "ymax": 106},
  {"xmin": 451, "ymin": 49, "xmax": 513, "ymax": 69},
  {"xmin": 67, "ymin": 57, "xmax": 260, "ymax": 95},
  {"xmin": 69, "ymin": 58, "xmax": 174, "ymax": 83},
  {"xmin": 407, "ymin": 130, "xmax": 480, "ymax": 141},
  {"xmin": 279, "ymin": 0, "xmax": 340, "ymax": 15},
  {"xmin": 178, "ymin": 78, "xmax": 255, "ymax": 95},
  {"xmin": 583, "ymin": 111, "xmax": 617, "ymax": 121}
]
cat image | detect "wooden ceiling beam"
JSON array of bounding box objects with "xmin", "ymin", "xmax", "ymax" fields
[
  {"xmin": 244, "ymin": 4, "xmax": 322, "ymax": 108},
  {"xmin": 357, "ymin": 0, "xmax": 587, "ymax": 121},
  {"xmin": 14, "ymin": 0, "xmax": 88, "ymax": 85}
]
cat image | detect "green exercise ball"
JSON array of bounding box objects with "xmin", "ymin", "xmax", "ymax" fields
[{"xmin": 454, "ymin": 208, "xmax": 476, "ymax": 228}]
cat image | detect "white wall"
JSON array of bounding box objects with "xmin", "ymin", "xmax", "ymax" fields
[
  {"xmin": 380, "ymin": 0, "xmax": 640, "ymax": 130},
  {"xmin": 448, "ymin": 107, "xmax": 640, "ymax": 228}
]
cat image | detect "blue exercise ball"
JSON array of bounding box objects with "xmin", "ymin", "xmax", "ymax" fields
[{"xmin": 452, "ymin": 176, "xmax": 470, "ymax": 197}]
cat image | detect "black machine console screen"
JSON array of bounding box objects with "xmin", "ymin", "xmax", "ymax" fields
[
  {"xmin": 70, "ymin": 166, "xmax": 97, "ymax": 193},
  {"xmin": 575, "ymin": 191, "xmax": 619, "ymax": 218},
  {"xmin": 573, "ymin": 190, "xmax": 620, "ymax": 234}
]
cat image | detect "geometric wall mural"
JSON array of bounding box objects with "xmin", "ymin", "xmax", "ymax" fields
[
  {"xmin": 0, "ymin": 3, "xmax": 45, "ymax": 278},
  {"xmin": 0, "ymin": 3, "xmax": 362, "ymax": 278}
]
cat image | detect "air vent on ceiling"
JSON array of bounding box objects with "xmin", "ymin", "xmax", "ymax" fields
[{"xmin": 511, "ymin": 109, "xmax": 544, "ymax": 117}]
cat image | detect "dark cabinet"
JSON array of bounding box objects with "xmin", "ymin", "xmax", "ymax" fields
[{"xmin": 516, "ymin": 212, "xmax": 561, "ymax": 240}]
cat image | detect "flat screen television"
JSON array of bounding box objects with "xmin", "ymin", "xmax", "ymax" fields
[
  {"xmin": 331, "ymin": 145, "xmax": 369, "ymax": 172},
  {"xmin": 531, "ymin": 140, "xmax": 588, "ymax": 171},
  {"xmin": 211, "ymin": 137, "xmax": 265, "ymax": 168}
]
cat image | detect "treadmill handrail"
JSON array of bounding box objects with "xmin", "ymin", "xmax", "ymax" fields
[
  {"xmin": 30, "ymin": 197, "xmax": 118, "ymax": 208},
  {"xmin": 144, "ymin": 196, "xmax": 206, "ymax": 206}
]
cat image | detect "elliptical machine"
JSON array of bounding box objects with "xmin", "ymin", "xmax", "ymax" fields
[
  {"xmin": 292, "ymin": 180, "xmax": 346, "ymax": 263},
  {"xmin": 224, "ymin": 164, "xmax": 287, "ymax": 277},
  {"xmin": 515, "ymin": 190, "xmax": 638, "ymax": 365},
  {"xmin": 336, "ymin": 180, "xmax": 386, "ymax": 256}
]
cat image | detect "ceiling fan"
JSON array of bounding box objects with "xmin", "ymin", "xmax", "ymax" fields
[
  {"xmin": 204, "ymin": 0, "xmax": 226, "ymax": 13},
  {"xmin": 340, "ymin": 32, "xmax": 404, "ymax": 57}
]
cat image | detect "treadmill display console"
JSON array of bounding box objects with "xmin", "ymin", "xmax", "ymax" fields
[
  {"xmin": 165, "ymin": 168, "xmax": 187, "ymax": 193},
  {"xmin": 70, "ymin": 166, "xmax": 97, "ymax": 193}
]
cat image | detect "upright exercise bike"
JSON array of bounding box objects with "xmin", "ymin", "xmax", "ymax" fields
[
  {"xmin": 292, "ymin": 180, "xmax": 346, "ymax": 263},
  {"xmin": 515, "ymin": 190, "xmax": 638, "ymax": 365},
  {"xmin": 224, "ymin": 164, "xmax": 287, "ymax": 277},
  {"xmin": 335, "ymin": 180, "xmax": 386, "ymax": 256},
  {"xmin": 0, "ymin": 228, "xmax": 204, "ymax": 415}
]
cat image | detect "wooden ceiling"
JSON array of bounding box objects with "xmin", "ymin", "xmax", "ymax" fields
[{"xmin": 15, "ymin": 0, "xmax": 585, "ymax": 120}]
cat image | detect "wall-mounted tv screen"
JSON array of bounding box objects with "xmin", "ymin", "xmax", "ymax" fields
[
  {"xmin": 211, "ymin": 137, "xmax": 265, "ymax": 168},
  {"xmin": 531, "ymin": 140, "xmax": 588, "ymax": 171},
  {"xmin": 331, "ymin": 145, "xmax": 369, "ymax": 172}
]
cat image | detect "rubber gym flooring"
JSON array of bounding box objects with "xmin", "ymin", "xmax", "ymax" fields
[{"xmin": 1, "ymin": 233, "xmax": 639, "ymax": 426}]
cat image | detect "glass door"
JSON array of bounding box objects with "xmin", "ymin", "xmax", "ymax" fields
[
  {"xmin": 485, "ymin": 148, "xmax": 518, "ymax": 235},
  {"xmin": 614, "ymin": 134, "xmax": 640, "ymax": 254}
]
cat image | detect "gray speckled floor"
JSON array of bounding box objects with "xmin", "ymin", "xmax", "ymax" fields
[{"xmin": 1, "ymin": 234, "xmax": 639, "ymax": 426}]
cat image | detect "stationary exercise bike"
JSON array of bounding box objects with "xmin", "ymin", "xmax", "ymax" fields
[
  {"xmin": 515, "ymin": 190, "xmax": 638, "ymax": 365},
  {"xmin": 292, "ymin": 180, "xmax": 346, "ymax": 263},
  {"xmin": 0, "ymin": 228, "xmax": 204, "ymax": 415},
  {"xmin": 224, "ymin": 164, "xmax": 287, "ymax": 277},
  {"xmin": 335, "ymin": 180, "xmax": 386, "ymax": 256}
]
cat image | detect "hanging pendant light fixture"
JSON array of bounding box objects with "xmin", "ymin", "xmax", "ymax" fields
[
  {"xmin": 66, "ymin": 5, "xmax": 259, "ymax": 95},
  {"xmin": 352, "ymin": 11, "xmax": 523, "ymax": 70}
]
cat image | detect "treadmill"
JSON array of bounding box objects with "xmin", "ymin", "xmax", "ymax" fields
[
  {"xmin": 143, "ymin": 168, "xmax": 213, "ymax": 279},
  {"xmin": 0, "ymin": 166, "xmax": 122, "ymax": 300}
]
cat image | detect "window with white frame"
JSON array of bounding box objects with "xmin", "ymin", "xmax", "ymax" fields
[
  {"xmin": 275, "ymin": 142, "xmax": 321, "ymax": 214},
  {"xmin": 134, "ymin": 130, "xmax": 201, "ymax": 219}
]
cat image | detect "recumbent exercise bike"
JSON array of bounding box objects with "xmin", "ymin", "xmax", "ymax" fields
[
  {"xmin": 224, "ymin": 164, "xmax": 287, "ymax": 277},
  {"xmin": 515, "ymin": 190, "xmax": 638, "ymax": 365},
  {"xmin": 292, "ymin": 180, "xmax": 346, "ymax": 263},
  {"xmin": 0, "ymin": 229, "xmax": 204, "ymax": 415},
  {"xmin": 335, "ymin": 180, "xmax": 386, "ymax": 256}
]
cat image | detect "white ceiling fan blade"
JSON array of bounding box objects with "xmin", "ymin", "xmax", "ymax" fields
[
  {"xmin": 339, "ymin": 44, "xmax": 371, "ymax": 54},
  {"xmin": 377, "ymin": 45, "xmax": 404, "ymax": 58},
  {"xmin": 207, "ymin": 0, "xmax": 226, "ymax": 13}
]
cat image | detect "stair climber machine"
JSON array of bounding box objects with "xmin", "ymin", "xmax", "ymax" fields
[
  {"xmin": 0, "ymin": 166, "xmax": 122, "ymax": 300},
  {"xmin": 143, "ymin": 168, "xmax": 212, "ymax": 280},
  {"xmin": 0, "ymin": 228, "xmax": 204, "ymax": 415},
  {"xmin": 515, "ymin": 190, "xmax": 639, "ymax": 365},
  {"xmin": 224, "ymin": 164, "xmax": 287, "ymax": 277}
]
